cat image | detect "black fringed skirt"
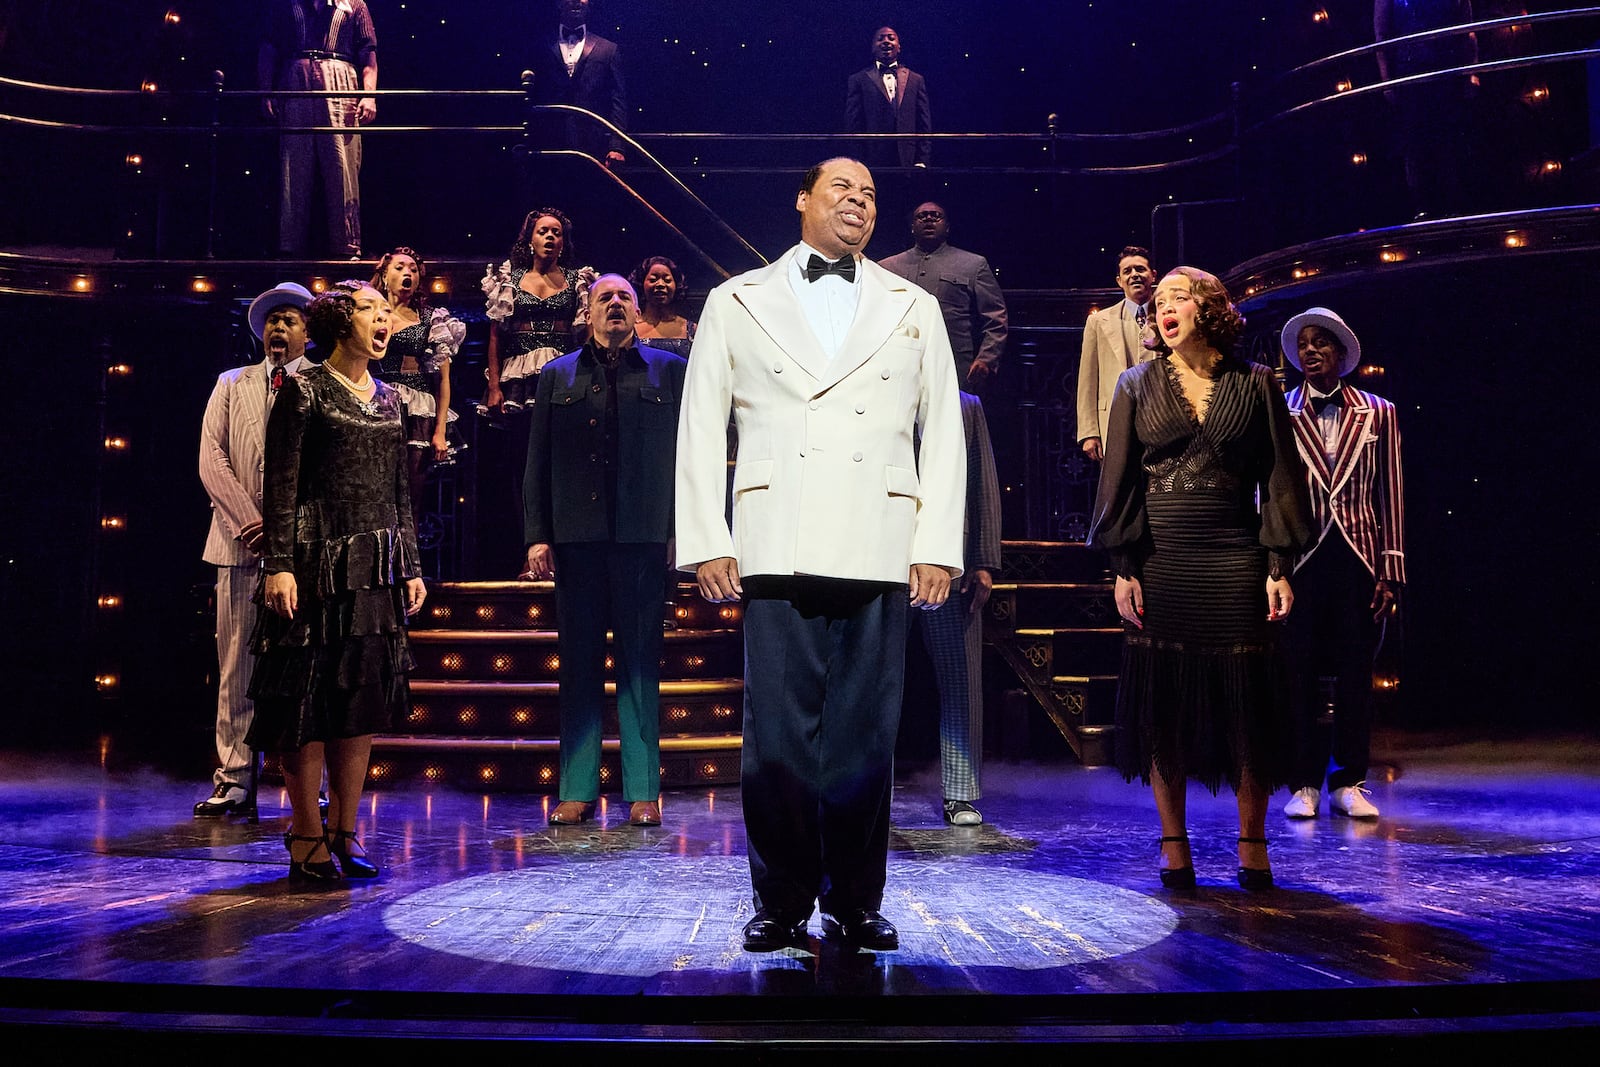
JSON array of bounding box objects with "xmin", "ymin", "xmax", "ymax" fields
[{"xmin": 1113, "ymin": 490, "xmax": 1292, "ymax": 794}]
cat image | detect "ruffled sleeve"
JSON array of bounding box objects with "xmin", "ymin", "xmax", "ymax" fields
[
  {"xmin": 423, "ymin": 306, "xmax": 466, "ymax": 372},
  {"xmin": 481, "ymin": 260, "xmax": 514, "ymax": 324},
  {"xmin": 1254, "ymin": 367, "xmax": 1315, "ymax": 578},
  {"xmin": 1088, "ymin": 372, "xmax": 1150, "ymax": 579},
  {"xmin": 260, "ymin": 374, "xmax": 312, "ymax": 575},
  {"xmin": 571, "ymin": 266, "xmax": 598, "ymax": 327}
]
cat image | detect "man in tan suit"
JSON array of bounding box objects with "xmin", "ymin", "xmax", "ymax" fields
[
  {"xmin": 194, "ymin": 282, "xmax": 313, "ymax": 817},
  {"xmin": 1077, "ymin": 246, "xmax": 1156, "ymax": 462},
  {"xmin": 676, "ymin": 158, "xmax": 965, "ymax": 952}
]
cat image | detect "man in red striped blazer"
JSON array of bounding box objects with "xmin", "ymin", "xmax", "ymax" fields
[{"xmin": 1279, "ymin": 308, "xmax": 1405, "ymax": 820}]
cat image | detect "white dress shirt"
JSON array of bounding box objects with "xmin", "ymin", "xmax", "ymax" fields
[
  {"xmin": 1305, "ymin": 381, "xmax": 1343, "ymax": 462},
  {"xmin": 787, "ymin": 242, "xmax": 862, "ymax": 363},
  {"xmin": 559, "ymin": 23, "xmax": 586, "ymax": 75}
]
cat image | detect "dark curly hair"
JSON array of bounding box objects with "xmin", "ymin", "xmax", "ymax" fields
[
  {"xmin": 305, "ymin": 279, "xmax": 377, "ymax": 351},
  {"xmin": 508, "ymin": 208, "xmax": 574, "ymax": 271},
  {"xmin": 1148, "ymin": 266, "xmax": 1245, "ymax": 358},
  {"xmin": 369, "ymin": 245, "xmax": 430, "ymax": 316},
  {"xmin": 628, "ymin": 255, "xmax": 686, "ymax": 309}
]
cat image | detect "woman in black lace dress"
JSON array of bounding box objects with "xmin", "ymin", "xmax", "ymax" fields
[
  {"xmin": 370, "ymin": 247, "xmax": 466, "ymax": 517},
  {"xmin": 1088, "ymin": 267, "xmax": 1313, "ymax": 892},
  {"xmin": 249, "ymin": 280, "xmax": 428, "ymax": 885}
]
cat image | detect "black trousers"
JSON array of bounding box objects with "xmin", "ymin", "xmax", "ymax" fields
[
  {"xmin": 1283, "ymin": 536, "xmax": 1383, "ymax": 792},
  {"xmin": 740, "ymin": 576, "xmax": 908, "ymax": 921}
]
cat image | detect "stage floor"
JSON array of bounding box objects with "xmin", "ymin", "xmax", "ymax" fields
[{"xmin": 1, "ymin": 731, "xmax": 1598, "ymax": 1045}]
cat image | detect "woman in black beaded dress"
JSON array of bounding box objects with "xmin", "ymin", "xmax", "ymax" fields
[
  {"xmin": 475, "ymin": 208, "xmax": 595, "ymax": 572},
  {"xmin": 1088, "ymin": 267, "xmax": 1313, "ymax": 893},
  {"xmin": 249, "ymin": 280, "xmax": 428, "ymax": 885},
  {"xmin": 479, "ymin": 208, "xmax": 595, "ymax": 414},
  {"xmin": 370, "ymin": 247, "xmax": 466, "ymax": 518},
  {"xmin": 629, "ymin": 255, "xmax": 697, "ymax": 358}
]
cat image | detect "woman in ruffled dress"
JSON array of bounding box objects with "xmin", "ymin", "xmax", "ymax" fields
[
  {"xmin": 249, "ymin": 280, "xmax": 427, "ymax": 885},
  {"xmin": 479, "ymin": 208, "xmax": 595, "ymax": 415},
  {"xmin": 1088, "ymin": 267, "xmax": 1313, "ymax": 893},
  {"xmin": 476, "ymin": 209, "xmax": 594, "ymax": 572},
  {"xmin": 629, "ymin": 255, "xmax": 697, "ymax": 358},
  {"xmin": 369, "ymin": 246, "xmax": 467, "ymax": 518}
]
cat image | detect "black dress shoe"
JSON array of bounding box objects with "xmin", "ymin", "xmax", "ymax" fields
[
  {"xmin": 742, "ymin": 911, "xmax": 808, "ymax": 952},
  {"xmin": 821, "ymin": 909, "xmax": 899, "ymax": 950}
]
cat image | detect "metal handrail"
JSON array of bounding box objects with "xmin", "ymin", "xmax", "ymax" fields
[
  {"xmin": 1252, "ymin": 47, "xmax": 1600, "ymax": 131},
  {"xmin": 530, "ymin": 103, "xmax": 767, "ymax": 272},
  {"xmin": 1268, "ymin": 7, "xmax": 1600, "ymax": 82}
]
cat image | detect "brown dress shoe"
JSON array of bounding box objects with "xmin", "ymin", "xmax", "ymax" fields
[
  {"xmin": 548, "ymin": 800, "xmax": 594, "ymax": 825},
  {"xmin": 628, "ymin": 801, "xmax": 661, "ymax": 826}
]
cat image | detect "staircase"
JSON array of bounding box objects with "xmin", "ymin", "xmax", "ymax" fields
[
  {"xmin": 368, "ymin": 580, "xmax": 745, "ymax": 792},
  {"xmin": 985, "ymin": 541, "xmax": 1121, "ymax": 767},
  {"xmin": 369, "ymin": 543, "xmax": 1122, "ymax": 791}
]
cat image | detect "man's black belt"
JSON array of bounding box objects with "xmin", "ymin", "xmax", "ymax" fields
[{"xmin": 294, "ymin": 49, "xmax": 354, "ymax": 63}]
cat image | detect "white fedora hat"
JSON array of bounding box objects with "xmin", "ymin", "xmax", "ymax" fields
[
  {"xmin": 1281, "ymin": 307, "xmax": 1361, "ymax": 378},
  {"xmin": 247, "ymin": 281, "xmax": 314, "ymax": 340}
]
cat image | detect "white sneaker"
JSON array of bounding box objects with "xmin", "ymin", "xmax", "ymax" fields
[
  {"xmin": 1283, "ymin": 786, "xmax": 1320, "ymax": 819},
  {"xmin": 1330, "ymin": 783, "xmax": 1380, "ymax": 819}
]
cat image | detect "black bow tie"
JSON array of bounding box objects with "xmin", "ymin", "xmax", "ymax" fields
[
  {"xmin": 877, "ymin": 62, "xmax": 898, "ymax": 73},
  {"xmin": 1310, "ymin": 390, "xmax": 1344, "ymax": 415},
  {"xmin": 804, "ymin": 254, "xmax": 856, "ymax": 284}
]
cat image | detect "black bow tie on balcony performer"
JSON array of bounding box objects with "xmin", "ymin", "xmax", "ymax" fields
[
  {"xmin": 804, "ymin": 254, "xmax": 856, "ymax": 284},
  {"xmin": 1310, "ymin": 389, "xmax": 1344, "ymax": 415}
]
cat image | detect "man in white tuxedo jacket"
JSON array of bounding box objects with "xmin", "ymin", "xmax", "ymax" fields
[
  {"xmin": 194, "ymin": 282, "xmax": 314, "ymax": 817},
  {"xmin": 676, "ymin": 158, "xmax": 966, "ymax": 952}
]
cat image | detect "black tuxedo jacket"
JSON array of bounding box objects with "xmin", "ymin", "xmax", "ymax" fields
[
  {"xmin": 845, "ymin": 64, "xmax": 931, "ymax": 168},
  {"xmin": 528, "ymin": 31, "xmax": 628, "ymax": 159}
]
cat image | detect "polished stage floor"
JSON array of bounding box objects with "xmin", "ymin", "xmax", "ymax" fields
[{"xmin": 1, "ymin": 731, "xmax": 1598, "ymax": 1048}]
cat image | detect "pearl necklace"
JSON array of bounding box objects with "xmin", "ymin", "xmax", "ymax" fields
[{"xmin": 325, "ymin": 361, "xmax": 379, "ymax": 416}]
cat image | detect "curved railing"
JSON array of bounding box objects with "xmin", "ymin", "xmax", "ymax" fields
[{"xmin": 1, "ymin": 7, "xmax": 1597, "ymax": 268}]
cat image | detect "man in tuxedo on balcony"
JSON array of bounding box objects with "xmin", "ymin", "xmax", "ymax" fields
[
  {"xmin": 676, "ymin": 157, "xmax": 965, "ymax": 952},
  {"xmin": 845, "ymin": 26, "xmax": 932, "ymax": 172},
  {"xmin": 527, "ymin": 0, "xmax": 627, "ymax": 168},
  {"xmin": 1278, "ymin": 308, "xmax": 1406, "ymax": 821}
]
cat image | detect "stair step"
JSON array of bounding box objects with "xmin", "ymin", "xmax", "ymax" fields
[
  {"xmin": 365, "ymin": 733, "xmax": 743, "ymax": 791},
  {"xmin": 403, "ymin": 678, "xmax": 743, "ymax": 737}
]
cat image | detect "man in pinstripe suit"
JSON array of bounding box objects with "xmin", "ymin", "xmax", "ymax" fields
[
  {"xmin": 910, "ymin": 391, "xmax": 1003, "ymax": 824},
  {"xmin": 1279, "ymin": 308, "xmax": 1405, "ymax": 821},
  {"xmin": 193, "ymin": 282, "xmax": 314, "ymax": 817}
]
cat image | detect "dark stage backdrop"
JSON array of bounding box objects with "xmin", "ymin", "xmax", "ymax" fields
[{"xmin": 0, "ymin": 3, "xmax": 1594, "ymax": 753}]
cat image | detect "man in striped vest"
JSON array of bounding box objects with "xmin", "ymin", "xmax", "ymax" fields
[{"xmin": 1279, "ymin": 308, "xmax": 1406, "ymax": 820}]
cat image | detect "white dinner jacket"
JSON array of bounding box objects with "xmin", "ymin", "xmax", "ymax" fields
[
  {"xmin": 675, "ymin": 249, "xmax": 966, "ymax": 584},
  {"xmin": 199, "ymin": 356, "xmax": 309, "ymax": 567}
]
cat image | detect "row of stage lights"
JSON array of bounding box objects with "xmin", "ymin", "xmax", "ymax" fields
[
  {"xmin": 406, "ymin": 701, "xmax": 738, "ymax": 729},
  {"xmin": 365, "ymin": 757, "xmax": 732, "ymax": 788}
]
